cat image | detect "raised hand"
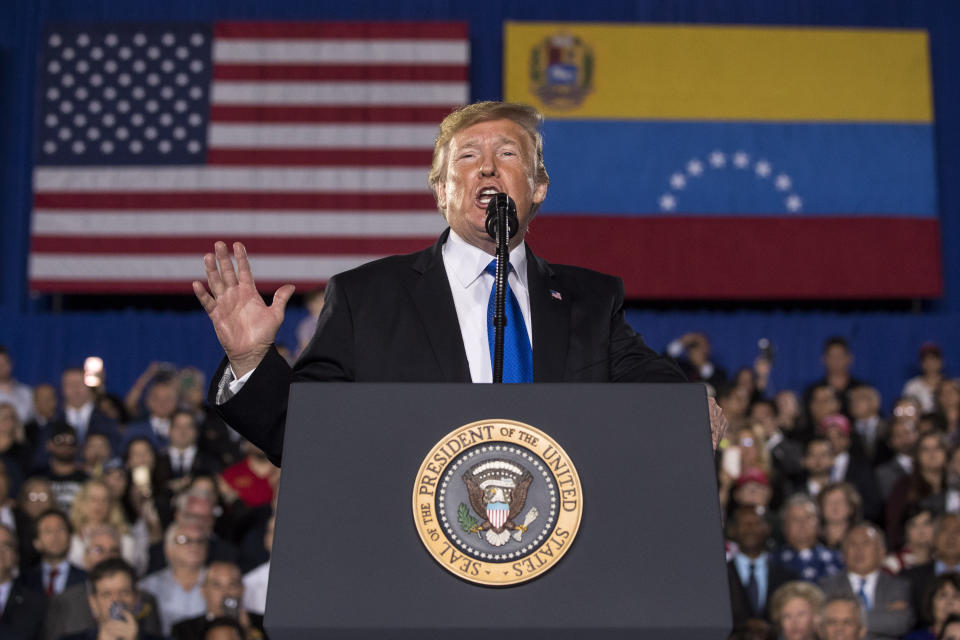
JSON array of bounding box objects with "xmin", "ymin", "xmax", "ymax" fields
[{"xmin": 193, "ymin": 241, "xmax": 295, "ymax": 378}]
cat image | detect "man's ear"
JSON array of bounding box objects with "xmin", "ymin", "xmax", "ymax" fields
[
  {"xmin": 434, "ymin": 181, "xmax": 447, "ymax": 214},
  {"xmin": 532, "ymin": 180, "xmax": 548, "ymax": 205}
]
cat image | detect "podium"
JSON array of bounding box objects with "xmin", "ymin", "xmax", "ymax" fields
[{"xmin": 266, "ymin": 383, "xmax": 731, "ymax": 639}]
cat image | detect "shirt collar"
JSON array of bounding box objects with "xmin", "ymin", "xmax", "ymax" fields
[{"xmin": 443, "ymin": 228, "xmax": 527, "ymax": 290}]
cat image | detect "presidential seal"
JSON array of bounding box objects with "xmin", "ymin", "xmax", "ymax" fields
[{"xmin": 412, "ymin": 419, "xmax": 583, "ymax": 586}]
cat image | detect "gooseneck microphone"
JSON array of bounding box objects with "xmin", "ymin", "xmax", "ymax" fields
[{"xmin": 485, "ymin": 193, "xmax": 518, "ymax": 384}]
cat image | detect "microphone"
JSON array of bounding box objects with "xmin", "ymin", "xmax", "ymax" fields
[{"xmin": 484, "ymin": 193, "xmax": 519, "ymax": 240}]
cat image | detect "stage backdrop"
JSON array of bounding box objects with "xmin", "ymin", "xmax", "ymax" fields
[
  {"xmin": 505, "ymin": 22, "xmax": 942, "ymax": 299},
  {"xmin": 28, "ymin": 21, "xmax": 464, "ymax": 293}
]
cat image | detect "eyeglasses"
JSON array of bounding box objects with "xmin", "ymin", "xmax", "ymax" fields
[
  {"xmin": 53, "ymin": 434, "xmax": 76, "ymax": 445},
  {"xmin": 89, "ymin": 545, "xmax": 121, "ymax": 556},
  {"xmin": 174, "ymin": 534, "xmax": 207, "ymax": 546},
  {"xmin": 27, "ymin": 492, "xmax": 50, "ymax": 503}
]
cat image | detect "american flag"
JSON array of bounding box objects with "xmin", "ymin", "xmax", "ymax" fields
[{"xmin": 30, "ymin": 22, "xmax": 469, "ymax": 293}]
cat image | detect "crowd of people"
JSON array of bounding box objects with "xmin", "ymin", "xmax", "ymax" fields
[
  {"xmin": 0, "ymin": 348, "xmax": 275, "ymax": 640},
  {"xmin": 0, "ymin": 331, "xmax": 958, "ymax": 639}
]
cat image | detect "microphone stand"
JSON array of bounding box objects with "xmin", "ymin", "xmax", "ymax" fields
[{"xmin": 490, "ymin": 194, "xmax": 509, "ymax": 384}]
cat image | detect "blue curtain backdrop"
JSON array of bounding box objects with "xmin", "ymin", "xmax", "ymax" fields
[{"xmin": 2, "ymin": 0, "xmax": 958, "ymax": 408}]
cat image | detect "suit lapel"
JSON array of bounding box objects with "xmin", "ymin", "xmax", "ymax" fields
[
  {"xmin": 526, "ymin": 247, "xmax": 570, "ymax": 382},
  {"xmin": 408, "ymin": 230, "xmax": 471, "ymax": 382}
]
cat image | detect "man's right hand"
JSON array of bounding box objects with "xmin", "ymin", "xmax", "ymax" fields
[
  {"xmin": 97, "ymin": 609, "xmax": 138, "ymax": 640},
  {"xmin": 193, "ymin": 241, "xmax": 296, "ymax": 378}
]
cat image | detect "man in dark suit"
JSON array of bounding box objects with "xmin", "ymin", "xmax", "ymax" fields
[
  {"xmin": 59, "ymin": 558, "xmax": 163, "ymax": 640},
  {"xmin": 0, "ymin": 523, "xmax": 46, "ymax": 640},
  {"xmin": 727, "ymin": 504, "xmax": 798, "ymax": 626},
  {"xmin": 818, "ymin": 522, "xmax": 913, "ymax": 639},
  {"xmin": 170, "ymin": 561, "xmax": 265, "ymax": 640},
  {"xmin": 21, "ymin": 509, "xmax": 86, "ymax": 596},
  {"xmin": 903, "ymin": 513, "xmax": 960, "ymax": 628},
  {"xmin": 192, "ymin": 101, "xmax": 727, "ymax": 466},
  {"xmin": 157, "ymin": 410, "xmax": 221, "ymax": 494}
]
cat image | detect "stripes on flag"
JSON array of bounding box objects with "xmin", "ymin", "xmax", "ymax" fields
[{"xmin": 30, "ymin": 21, "xmax": 468, "ymax": 293}]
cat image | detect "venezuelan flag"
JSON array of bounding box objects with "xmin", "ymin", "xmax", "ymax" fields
[{"xmin": 505, "ymin": 23, "xmax": 941, "ymax": 299}]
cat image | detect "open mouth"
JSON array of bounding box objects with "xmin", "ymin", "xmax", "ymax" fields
[{"xmin": 475, "ymin": 186, "xmax": 502, "ymax": 208}]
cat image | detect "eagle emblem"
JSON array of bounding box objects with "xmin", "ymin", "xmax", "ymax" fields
[{"xmin": 459, "ymin": 459, "xmax": 539, "ymax": 547}]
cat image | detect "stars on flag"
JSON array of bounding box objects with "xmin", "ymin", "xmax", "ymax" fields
[{"xmin": 658, "ymin": 149, "xmax": 804, "ymax": 213}]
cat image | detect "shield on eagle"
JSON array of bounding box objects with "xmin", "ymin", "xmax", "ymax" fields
[{"xmin": 462, "ymin": 458, "xmax": 534, "ymax": 546}]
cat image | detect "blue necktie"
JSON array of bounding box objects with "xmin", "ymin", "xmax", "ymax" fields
[
  {"xmin": 485, "ymin": 259, "xmax": 533, "ymax": 383},
  {"xmin": 857, "ymin": 577, "xmax": 871, "ymax": 611}
]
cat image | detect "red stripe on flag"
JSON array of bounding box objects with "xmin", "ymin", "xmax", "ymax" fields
[
  {"xmin": 205, "ymin": 148, "xmax": 433, "ymax": 167},
  {"xmin": 214, "ymin": 22, "xmax": 469, "ymax": 40},
  {"xmin": 213, "ymin": 63, "xmax": 468, "ymax": 82},
  {"xmin": 209, "ymin": 105, "xmax": 457, "ymax": 123},
  {"xmin": 29, "ymin": 279, "xmax": 331, "ymax": 294},
  {"xmin": 31, "ymin": 236, "xmax": 437, "ymax": 255},
  {"xmin": 530, "ymin": 216, "xmax": 943, "ymax": 299},
  {"xmin": 34, "ymin": 192, "xmax": 438, "ymax": 210}
]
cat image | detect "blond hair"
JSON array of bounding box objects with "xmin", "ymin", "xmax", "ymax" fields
[
  {"xmin": 769, "ymin": 581, "xmax": 826, "ymax": 626},
  {"xmin": 428, "ymin": 101, "xmax": 550, "ymax": 197},
  {"xmin": 70, "ymin": 478, "xmax": 129, "ymax": 534}
]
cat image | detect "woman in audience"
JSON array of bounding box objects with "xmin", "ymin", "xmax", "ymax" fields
[
  {"xmin": 885, "ymin": 506, "xmax": 936, "ymax": 573},
  {"xmin": 940, "ymin": 613, "xmax": 960, "ymax": 640},
  {"xmin": 768, "ymin": 580, "xmax": 824, "ymax": 640},
  {"xmin": 887, "ymin": 431, "xmax": 949, "ymax": 548},
  {"xmin": 775, "ymin": 390, "xmax": 803, "ymax": 440},
  {"xmin": 937, "ymin": 379, "xmax": 960, "ymax": 440},
  {"xmin": 67, "ymin": 477, "xmax": 148, "ymax": 574},
  {"xmin": 0, "ymin": 401, "xmax": 30, "ymax": 489},
  {"xmin": 907, "ymin": 573, "xmax": 960, "ymax": 640},
  {"xmin": 817, "ymin": 482, "xmax": 862, "ymax": 549},
  {"xmin": 123, "ymin": 436, "xmax": 172, "ymax": 535}
]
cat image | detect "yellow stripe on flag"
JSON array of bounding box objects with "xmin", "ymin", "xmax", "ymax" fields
[{"xmin": 504, "ymin": 22, "xmax": 933, "ymax": 123}]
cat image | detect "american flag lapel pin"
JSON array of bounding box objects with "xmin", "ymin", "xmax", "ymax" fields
[{"xmin": 550, "ymin": 289, "xmax": 562, "ymax": 301}]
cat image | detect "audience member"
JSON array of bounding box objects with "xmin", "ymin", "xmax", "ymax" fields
[
  {"xmin": 848, "ymin": 385, "xmax": 890, "ymax": 465},
  {"xmin": 797, "ymin": 438, "xmax": 836, "ymax": 499},
  {"xmin": 775, "ymin": 390, "xmax": 804, "ymax": 441},
  {"xmin": 125, "ymin": 379, "xmax": 179, "ymax": 452},
  {"xmin": 886, "ymin": 431, "xmax": 950, "ymax": 550},
  {"xmin": 886, "ymin": 507, "xmax": 937, "ymax": 574},
  {"xmin": 60, "ymin": 367, "xmax": 118, "ymax": 449},
  {"xmin": 139, "ymin": 522, "xmax": 209, "ymax": 634},
  {"xmin": 0, "ymin": 402, "xmax": 31, "ymax": 488},
  {"xmin": 768, "ymin": 580, "xmax": 825, "ymax": 640},
  {"xmin": 170, "ymin": 561, "xmax": 265, "ymax": 640},
  {"xmin": 14, "ymin": 476, "xmax": 55, "ymax": 569},
  {"xmin": 67, "ymin": 478, "xmax": 147, "ymax": 576},
  {"xmin": 776, "ymin": 494, "xmax": 844, "ymax": 582},
  {"xmin": 727, "ymin": 505, "xmax": 799, "ymax": 627},
  {"xmin": 820, "ymin": 414, "xmax": 882, "ymax": 522},
  {"xmin": 22, "ymin": 509, "xmax": 86, "ymax": 595},
  {"xmin": 752, "ymin": 399, "xmax": 804, "ymax": 483},
  {"xmin": 161, "ymin": 410, "xmax": 221, "ymax": 494},
  {"xmin": 0, "ymin": 523, "xmax": 45, "ymax": 640},
  {"xmin": 42, "ymin": 524, "xmax": 163, "ymax": 640},
  {"xmin": 904, "ymin": 343, "xmax": 946, "ymax": 415},
  {"xmin": 60, "ymin": 557, "xmax": 163, "ymax": 640},
  {"xmin": 242, "ymin": 513, "xmax": 272, "ymax": 616},
  {"xmin": 818, "ymin": 522, "xmax": 913, "ymax": 639},
  {"xmin": 941, "ymin": 613, "xmax": 960, "ymax": 640},
  {"xmin": 0, "ymin": 347, "xmax": 33, "ymax": 423},
  {"xmin": 905, "ymin": 514, "xmax": 960, "ymax": 628},
  {"xmin": 818, "ymin": 483, "xmax": 864, "ymax": 549},
  {"xmin": 875, "ymin": 417, "xmax": 919, "ymax": 500},
  {"xmin": 667, "ymin": 331, "xmax": 728, "ymax": 391},
  {"xmin": 24, "ymin": 384, "xmax": 58, "ymax": 468},
  {"xmin": 804, "ymin": 337, "xmax": 867, "ymax": 418},
  {"xmin": 147, "ymin": 488, "xmax": 239, "ymax": 574},
  {"xmin": 937, "ymin": 380, "xmax": 960, "ymax": 440},
  {"xmin": 294, "ymin": 286, "xmax": 326, "ymax": 360},
  {"xmin": 81, "ymin": 433, "xmax": 113, "ymax": 478},
  {"xmin": 220, "ymin": 441, "xmax": 280, "ymax": 510},
  {"xmin": 202, "ymin": 617, "xmax": 246, "ymax": 640},
  {"xmin": 905, "ymin": 572, "xmax": 960, "ymax": 640},
  {"xmin": 39, "ymin": 422, "xmax": 88, "ymax": 512},
  {"xmin": 819, "ymin": 595, "xmax": 867, "ymax": 640}
]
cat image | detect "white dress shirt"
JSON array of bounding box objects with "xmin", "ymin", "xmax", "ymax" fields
[
  {"xmin": 221, "ymin": 230, "xmax": 534, "ymax": 398},
  {"xmin": 441, "ymin": 229, "xmax": 532, "ymax": 383},
  {"xmin": 170, "ymin": 445, "xmax": 197, "ymax": 475},
  {"xmin": 65, "ymin": 402, "xmax": 94, "ymax": 440},
  {"xmin": 847, "ymin": 570, "xmax": 879, "ymax": 609}
]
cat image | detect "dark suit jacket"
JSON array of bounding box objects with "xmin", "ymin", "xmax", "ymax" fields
[
  {"xmin": 171, "ymin": 611, "xmax": 266, "ymax": 640},
  {"xmin": 727, "ymin": 559, "xmax": 797, "ymax": 625},
  {"xmin": 157, "ymin": 448, "xmax": 222, "ymax": 480},
  {"xmin": 0, "ymin": 579, "xmax": 46, "ymax": 640},
  {"xmin": 41, "ymin": 583, "xmax": 162, "ymax": 640},
  {"xmin": 214, "ymin": 231, "xmax": 686, "ymax": 465},
  {"xmin": 903, "ymin": 561, "xmax": 937, "ymax": 627},
  {"xmin": 818, "ymin": 571, "xmax": 914, "ymax": 639},
  {"xmin": 20, "ymin": 563, "xmax": 87, "ymax": 595}
]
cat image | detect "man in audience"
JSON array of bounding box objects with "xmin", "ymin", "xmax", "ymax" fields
[
  {"xmin": 776, "ymin": 494, "xmax": 844, "ymax": 582},
  {"xmin": 61, "ymin": 558, "xmax": 163, "ymax": 640},
  {"xmin": 60, "ymin": 367, "xmax": 117, "ymax": 449},
  {"xmin": 39, "ymin": 422, "xmax": 88, "ymax": 512},
  {"xmin": 81, "ymin": 433, "xmax": 112, "ymax": 477},
  {"xmin": 242, "ymin": 514, "xmax": 273, "ymax": 616},
  {"xmin": 124, "ymin": 379, "xmax": 179, "ymax": 452},
  {"xmin": 667, "ymin": 331, "xmax": 728, "ymax": 391},
  {"xmin": 818, "ymin": 523, "xmax": 913, "ymax": 639},
  {"xmin": 752, "ymin": 399, "xmax": 804, "ymax": 482},
  {"xmin": 160, "ymin": 411, "xmax": 220, "ymax": 492},
  {"xmin": 25, "ymin": 384, "xmax": 58, "ymax": 468},
  {"xmin": 804, "ymin": 337, "xmax": 867, "ymax": 418},
  {"xmin": 727, "ymin": 505, "xmax": 798, "ymax": 626},
  {"xmin": 0, "ymin": 347, "xmax": 33, "ymax": 423},
  {"xmin": 139, "ymin": 522, "xmax": 208, "ymax": 634},
  {"xmin": 819, "ymin": 595, "xmax": 868, "ymax": 640},
  {"xmin": 874, "ymin": 417, "xmax": 918, "ymax": 500},
  {"xmin": 0, "ymin": 523, "xmax": 45, "ymax": 640},
  {"xmin": 820, "ymin": 414, "xmax": 882, "ymax": 523},
  {"xmin": 22, "ymin": 509, "xmax": 86, "ymax": 595},
  {"xmin": 42, "ymin": 524, "xmax": 162, "ymax": 640},
  {"xmin": 848, "ymin": 385, "xmax": 889, "ymax": 465},
  {"xmin": 170, "ymin": 561, "xmax": 265, "ymax": 640},
  {"xmin": 903, "ymin": 513, "xmax": 960, "ymax": 626},
  {"xmin": 793, "ymin": 438, "xmax": 836, "ymax": 498},
  {"xmin": 147, "ymin": 488, "xmax": 238, "ymax": 573}
]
